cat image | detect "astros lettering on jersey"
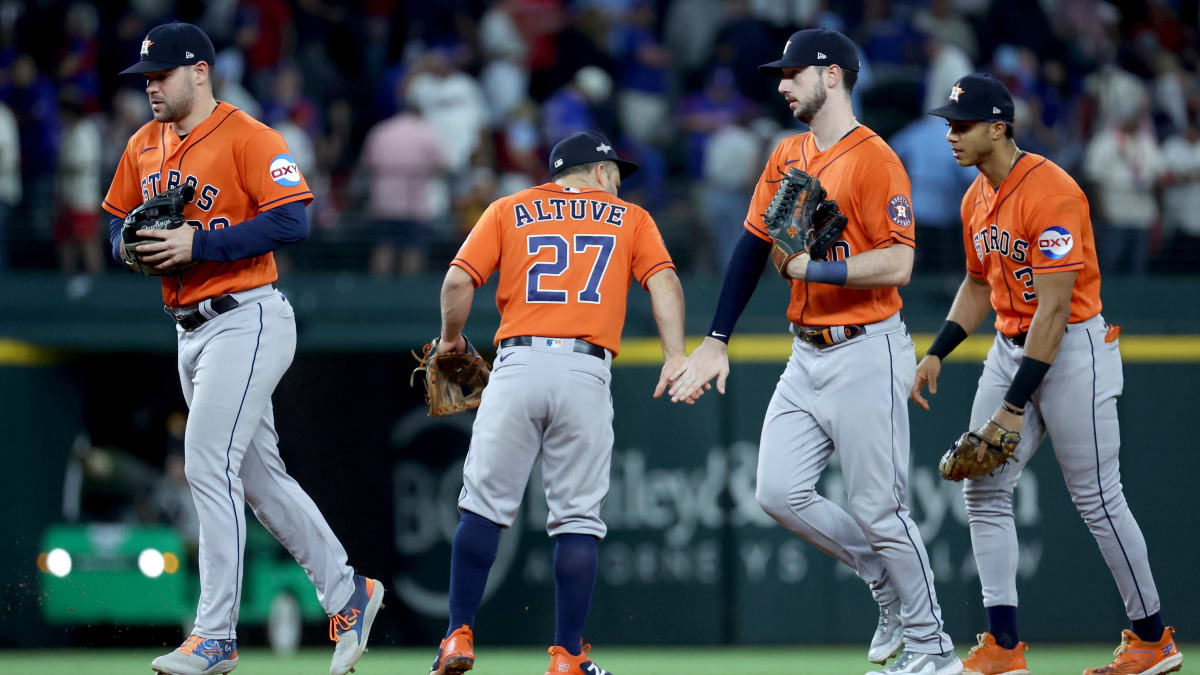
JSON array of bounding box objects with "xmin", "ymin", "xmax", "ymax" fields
[
  {"xmin": 102, "ymin": 101, "xmax": 313, "ymax": 307},
  {"xmin": 452, "ymin": 183, "xmax": 674, "ymax": 355},
  {"xmin": 961, "ymin": 152, "xmax": 1102, "ymax": 336},
  {"xmin": 744, "ymin": 126, "xmax": 915, "ymax": 327}
]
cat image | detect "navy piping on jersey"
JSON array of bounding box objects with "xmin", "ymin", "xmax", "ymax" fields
[
  {"xmin": 452, "ymin": 258, "xmax": 484, "ymax": 285},
  {"xmin": 885, "ymin": 333, "xmax": 946, "ymax": 652},
  {"xmin": 176, "ymin": 105, "xmax": 240, "ymax": 176},
  {"xmin": 814, "ymin": 133, "xmax": 879, "ymax": 179},
  {"xmin": 103, "ymin": 199, "xmax": 128, "ymax": 216},
  {"xmin": 638, "ymin": 260, "xmax": 674, "ymax": 286},
  {"xmin": 260, "ymin": 192, "xmax": 313, "ymax": 209},
  {"xmin": 1087, "ymin": 329, "xmax": 1149, "ymax": 617},
  {"xmin": 222, "ymin": 302, "xmax": 263, "ymax": 637},
  {"xmin": 158, "ymin": 125, "xmax": 167, "ymax": 181}
]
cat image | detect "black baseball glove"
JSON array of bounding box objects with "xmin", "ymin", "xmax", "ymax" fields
[
  {"xmin": 763, "ymin": 168, "xmax": 849, "ymax": 276},
  {"xmin": 120, "ymin": 183, "xmax": 196, "ymax": 276}
]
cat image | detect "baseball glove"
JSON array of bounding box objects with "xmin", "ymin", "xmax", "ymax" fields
[
  {"xmin": 938, "ymin": 418, "xmax": 1020, "ymax": 481},
  {"xmin": 120, "ymin": 183, "xmax": 196, "ymax": 276},
  {"xmin": 410, "ymin": 335, "xmax": 491, "ymax": 417},
  {"xmin": 763, "ymin": 168, "xmax": 849, "ymax": 275}
]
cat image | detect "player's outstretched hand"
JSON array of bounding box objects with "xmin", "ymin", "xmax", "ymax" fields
[
  {"xmin": 667, "ymin": 337, "xmax": 730, "ymax": 404},
  {"xmin": 910, "ymin": 354, "xmax": 941, "ymax": 411},
  {"xmin": 653, "ymin": 354, "xmax": 690, "ymax": 400}
]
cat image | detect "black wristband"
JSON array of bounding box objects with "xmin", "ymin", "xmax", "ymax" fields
[
  {"xmin": 1000, "ymin": 401, "xmax": 1025, "ymax": 416},
  {"xmin": 1004, "ymin": 356, "xmax": 1052, "ymax": 409},
  {"xmin": 927, "ymin": 320, "xmax": 968, "ymax": 359}
]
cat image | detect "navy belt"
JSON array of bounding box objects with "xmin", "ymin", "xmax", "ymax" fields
[
  {"xmin": 166, "ymin": 294, "xmax": 240, "ymax": 331},
  {"xmin": 1006, "ymin": 332, "xmax": 1028, "ymax": 347},
  {"xmin": 499, "ymin": 336, "xmax": 607, "ymax": 360}
]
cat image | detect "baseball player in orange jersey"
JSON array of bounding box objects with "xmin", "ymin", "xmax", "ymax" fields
[
  {"xmin": 668, "ymin": 29, "xmax": 960, "ymax": 675},
  {"xmin": 428, "ymin": 131, "xmax": 686, "ymax": 675},
  {"xmin": 102, "ymin": 23, "xmax": 381, "ymax": 675},
  {"xmin": 914, "ymin": 73, "xmax": 1182, "ymax": 675}
]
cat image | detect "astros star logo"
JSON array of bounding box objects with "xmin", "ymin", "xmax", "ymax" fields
[
  {"xmin": 895, "ymin": 203, "xmax": 907, "ymax": 219},
  {"xmin": 595, "ymin": 143, "xmax": 611, "ymax": 153},
  {"xmin": 949, "ymin": 84, "xmax": 964, "ymax": 103},
  {"xmin": 140, "ymin": 37, "xmax": 154, "ymax": 56}
]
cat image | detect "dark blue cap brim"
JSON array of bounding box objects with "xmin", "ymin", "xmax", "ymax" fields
[
  {"xmin": 120, "ymin": 60, "xmax": 186, "ymax": 75},
  {"xmin": 614, "ymin": 159, "xmax": 639, "ymax": 179},
  {"xmin": 927, "ymin": 103, "xmax": 1012, "ymax": 124}
]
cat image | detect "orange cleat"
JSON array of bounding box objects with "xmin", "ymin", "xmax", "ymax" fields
[
  {"xmin": 430, "ymin": 624, "xmax": 475, "ymax": 675},
  {"xmin": 545, "ymin": 642, "xmax": 612, "ymax": 675},
  {"xmin": 1083, "ymin": 627, "xmax": 1183, "ymax": 675},
  {"xmin": 961, "ymin": 632, "xmax": 1030, "ymax": 675}
]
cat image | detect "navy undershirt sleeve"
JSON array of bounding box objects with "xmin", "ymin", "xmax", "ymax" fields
[
  {"xmin": 108, "ymin": 216, "xmax": 124, "ymax": 262},
  {"xmin": 192, "ymin": 201, "xmax": 309, "ymax": 262},
  {"xmin": 707, "ymin": 229, "xmax": 771, "ymax": 342}
]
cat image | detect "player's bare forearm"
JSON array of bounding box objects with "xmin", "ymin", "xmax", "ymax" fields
[
  {"xmin": 841, "ymin": 245, "xmax": 913, "ymax": 288},
  {"xmin": 439, "ymin": 266, "xmax": 476, "ymax": 348},
  {"xmin": 1022, "ymin": 270, "xmax": 1076, "ymax": 363},
  {"xmin": 646, "ymin": 268, "xmax": 687, "ymax": 360},
  {"xmin": 944, "ymin": 274, "xmax": 993, "ymax": 335}
]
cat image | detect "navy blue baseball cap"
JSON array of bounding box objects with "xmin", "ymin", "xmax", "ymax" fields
[
  {"xmin": 927, "ymin": 73, "xmax": 1015, "ymax": 125},
  {"xmin": 759, "ymin": 28, "xmax": 861, "ymax": 76},
  {"xmin": 120, "ymin": 22, "xmax": 216, "ymax": 75},
  {"xmin": 549, "ymin": 131, "xmax": 639, "ymax": 179}
]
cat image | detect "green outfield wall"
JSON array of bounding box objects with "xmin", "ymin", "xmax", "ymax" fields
[{"xmin": 1, "ymin": 274, "xmax": 1197, "ymax": 647}]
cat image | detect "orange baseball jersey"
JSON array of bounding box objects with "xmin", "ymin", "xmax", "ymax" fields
[
  {"xmin": 744, "ymin": 126, "xmax": 915, "ymax": 327},
  {"xmin": 451, "ymin": 183, "xmax": 674, "ymax": 355},
  {"xmin": 102, "ymin": 101, "xmax": 313, "ymax": 307},
  {"xmin": 961, "ymin": 152, "xmax": 1102, "ymax": 337}
]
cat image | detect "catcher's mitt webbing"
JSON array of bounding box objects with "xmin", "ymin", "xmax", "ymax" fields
[
  {"xmin": 121, "ymin": 183, "xmax": 196, "ymax": 276},
  {"xmin": 938, "ymin": 417, "xmax": 1019, "ymax": 481},
  {"xmin": 410, "ymin": 335, "xmax": 491, "ymax": 417}
]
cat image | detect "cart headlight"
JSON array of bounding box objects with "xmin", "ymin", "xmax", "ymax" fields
[
  {"xmin": 45, "ymin": 548, "xmax": 72, "ymax": 577},
  {"xmin": 138, "ymin": 548, "xmax": 165, "ymax": 578}
]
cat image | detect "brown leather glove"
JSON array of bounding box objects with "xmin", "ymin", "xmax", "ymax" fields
[
  {"xmin": 939, "ymin": 418, "xmax": 1020, "ymax": 481},
  {"xmin": 410, "ymin": 335, "xmax": 491, "ymax": 417}
]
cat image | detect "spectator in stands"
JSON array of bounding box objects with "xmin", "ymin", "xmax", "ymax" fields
[
  {"xmin": 1160, "ymin": 110, "xmax": 1200, "ymax": 272},
  {"xmin": 0, "ymin": 100, "xmax": 18, "ymax": 272},
  {"xmin": 912, "ymin": 0, "xmax": 977, "ymax": 62},
  {"xmin": 361, "ymin": 87, "xmax": 449, "ymax": 277},
  {"xmin": 57, "ymin": 3, "xmax": 100, "ymax": 110},
  {"xmin": 680, "ymin": 67, "xmax": 755, "ymax": 179},
  {"xmin": 53, "ymin": 88, "xmax": 103, "ymax": 276},
  {"xmin": 6, "ymin": 55, "xmax": 60, "ymax": 239},
  {"xmin": 406, "ymin": 49, "xmax": 488, "ymax": 172},
  {"xmin": 612, "ymin": 0, "xmax": 672, "ymax": 146},
  {"xmin": 541, "ymin": 66, "xmax": 613, "ymax": 149},
  {"xmin": 699, "ymin": 121, "xmax": 761, "ymax": 276},
  {"xmin": 890, "ymin": 112, "xmax": 976, "ymax": 273},
  {"xmin": 1083, "ymin": 108, "xmax": 1165, "ymax": 277},
  {"xmin": 922, "ymin": 35, "xmax": 973, "ymax": 116}
]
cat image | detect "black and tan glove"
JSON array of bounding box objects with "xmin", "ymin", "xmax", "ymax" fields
[
  {"xmin": 120, "ymin": 183, "xmax": 196, "ymax": 276},
  {"xmin": 763, "ymin": 168, "xmax": 848, "ymax": 275}
]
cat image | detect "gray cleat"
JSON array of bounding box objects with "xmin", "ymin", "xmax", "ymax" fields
[
  {"xmin": 866, "ymin": 650, "xmax": 963, "ymax": 675},
  {"xmin": 868, "ymin": 601, "xmax": 904, "ymax": 664}
]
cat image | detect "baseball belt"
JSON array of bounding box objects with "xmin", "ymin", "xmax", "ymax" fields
[
  {"xmin": 499, "ymin": 336, "xmax": 607, "ymax": 360},
  {"xmin": 165, "ymin": 282, "xmax": 277, "ymax": 331},
  {"xmin": 792, "ymin": 323, "xmax": 866, "ymax": 348}
]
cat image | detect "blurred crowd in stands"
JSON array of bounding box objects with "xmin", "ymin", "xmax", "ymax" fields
[{"xmin": 1, "ymin": 0, "xmax": 1198, "ymax": 281}]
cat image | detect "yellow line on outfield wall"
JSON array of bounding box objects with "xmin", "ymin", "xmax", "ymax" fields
[
  {"xmin": 615, "ymin": 334, "xmax": 1200, "ymax": 366},
  {"xmin": 0, "ymin": 339, "xmax": 60, "ymax": 366}
]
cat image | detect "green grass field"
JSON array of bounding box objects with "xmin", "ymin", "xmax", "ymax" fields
[{"xmin": 0, "ymin": 643, "xmax": 1190, "ymax": 675}]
